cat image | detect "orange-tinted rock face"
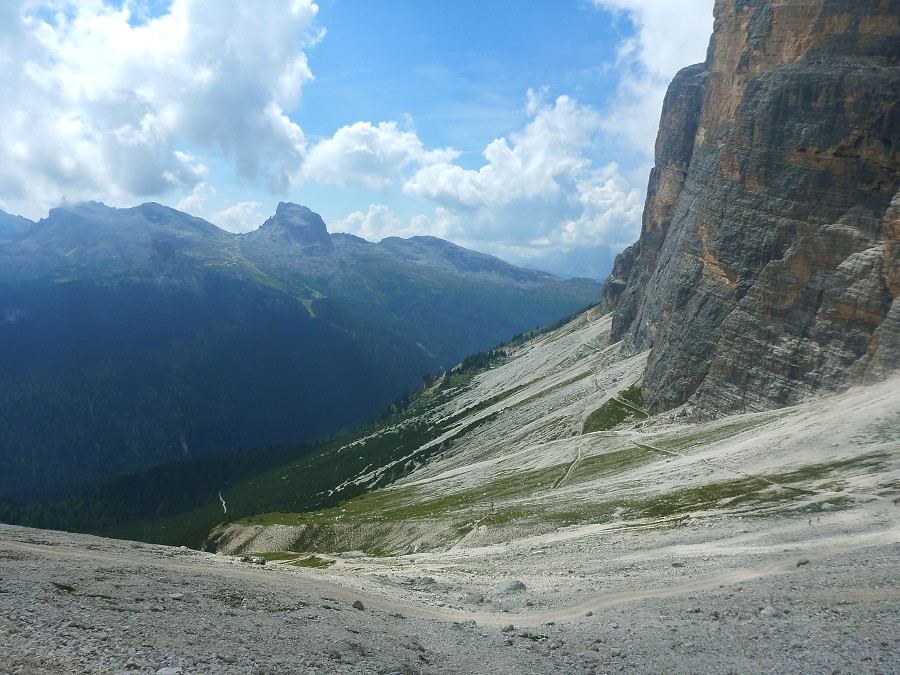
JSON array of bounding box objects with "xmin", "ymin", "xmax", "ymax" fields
[{"xmin": 606, "ymin": 0, "xmax": 900, "ymax": 416}]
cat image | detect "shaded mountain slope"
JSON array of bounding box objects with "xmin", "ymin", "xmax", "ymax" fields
[
  {"xmin": 0, "ymin": 209, "xmax": 33, "ymax": 242},
  {"xmin": 0, "ymin": 201, "xmax": 599, "ymax": 503}
]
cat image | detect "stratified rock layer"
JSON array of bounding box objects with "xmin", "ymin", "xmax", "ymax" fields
[{"xmin": 607, "ymin": 0, "xmax": 900, "ymax": 416}]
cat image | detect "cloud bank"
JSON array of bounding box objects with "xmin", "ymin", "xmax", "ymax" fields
[
  {"xmin": 303, "ymin": 121, "xmax": 457, "ymax": 191},
  {"xmin": 0, "ymin": 0, "xmax": 714, "ymax": 277},
  {"xmin": 0, "ymin": 0, "xmax": 323, "ymax": 218},
  {"xmin": 396, "ymin": 91, "xmax": 644, "ymax": 257}
]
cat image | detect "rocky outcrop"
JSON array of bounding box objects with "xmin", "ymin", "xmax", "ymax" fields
[
  {"xmin": 603, "ymin": 56, "xmax": 712, "ymax": 327},
  {"xmin": 607, "ymin": 0, "xmax": 900, "ymax": 416},
  {"xmin": 256, "ymin": 201, "xmax": 335, "ymax": 253}
]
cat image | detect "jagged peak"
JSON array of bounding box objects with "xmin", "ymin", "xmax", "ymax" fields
[{"xmin": 260, "ymin": 202, "xmax": 333, "ymax": 250}]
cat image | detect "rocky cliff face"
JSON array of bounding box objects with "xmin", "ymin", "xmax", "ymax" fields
[{"xmin": 606, "ymin": 0, "xmax": 900, "ymax": 417}]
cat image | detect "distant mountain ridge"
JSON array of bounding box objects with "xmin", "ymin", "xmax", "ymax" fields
[
  {"xmin": 0, "ymin": 200, "xmax": 599, "ymax": 503},
  {"xmin": 0, "ymin": 210, "xmax": 34, "ymax": 242}
]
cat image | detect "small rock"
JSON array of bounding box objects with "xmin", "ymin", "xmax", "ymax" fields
[
  {"xmin": 759, "ymin": 606, "xmax": 780, "ymax": 619},
  {"xmin": 797, "ymin": 558, "xmax": 810, "ymax": 567},
  {"xmin": 352, "ymin": 600, "xmax": 365, "ymax": 610},
  {"xmin": 169, "ymin": 593, "xmax": 184, "ymax": 601},
  {"xmin": 156, "ymin": 668, "xmax": 183, "ymax": 675},
  {"xmin": 671, "ymin": 562, "xmax": 684, "ymax": 568},
  {"xmin": 501, "ymin": 624, "xmax": 515, "ymax": 633},
  {"xmin": 494, "ymin": 579, "xmax": 526, "ymax": 595}
]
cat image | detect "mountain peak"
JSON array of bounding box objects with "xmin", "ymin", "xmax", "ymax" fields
[{"xmin": 260, "ymin": 203, "xmax": 333, "ymax": 251}]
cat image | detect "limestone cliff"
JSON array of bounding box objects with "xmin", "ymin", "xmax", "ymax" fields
[{"xmin": 606, "ymin": 0, "xmax": 900, "ymax": 416}]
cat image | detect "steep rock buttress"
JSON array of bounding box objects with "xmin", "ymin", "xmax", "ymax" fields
[{"xmin": 605, "ymin": 0, "xmax": 900, "ymax": 417}]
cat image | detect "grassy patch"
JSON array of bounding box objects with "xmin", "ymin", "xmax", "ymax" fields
[
  {"xmin": 765, "ymin": 452, "xmax": 892, "ymax": 486},
  {"xmin": 212, "ymin": 590, "xmax": 244, "ymax": 609},
  {"xmin": 583, "ymin": 385, "xmax": 648, "ymax": 433},
  {"xmin": 287, "ymin": 555, "xmax": 336, "ymax": 569},
  {"xmin": 567, "ymin": 446, "xmax": 653, "ymax": 483},
  {"xmin": 875, "ymin": 480, "xmax": 900, "ymax": 497},
  {"xmin": 509, "ymin": 372, "xmax": 592, "ymax": 411},
  {"xmin": 631, "ymin": 478, "xmax": 781, "ymax": 519}
]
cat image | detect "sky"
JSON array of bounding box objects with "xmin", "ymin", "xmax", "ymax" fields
[{"xmin": 0, "ymin": 0, "xmax": 714, "ymax": 278}]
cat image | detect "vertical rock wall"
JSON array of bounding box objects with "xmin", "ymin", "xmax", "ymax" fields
[{"xmin": 606, "ymin": 0, "xmax": 900, "ymax": 416}]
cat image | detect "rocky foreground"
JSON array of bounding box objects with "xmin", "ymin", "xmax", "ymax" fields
[{"xmin": 2, "ymin": 497, "xmax": 898, "ymax": 674}]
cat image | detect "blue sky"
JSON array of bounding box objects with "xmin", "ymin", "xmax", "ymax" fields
[{"xmin": 0, "ymin": 0, "xmax": 713, "ymax": 277}]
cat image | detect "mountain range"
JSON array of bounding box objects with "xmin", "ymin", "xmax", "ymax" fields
[
  {"xmin": 0, "ymin": 201, "xmax": 599, "ymax": 503},
  {"xmin": 1, "ymin": 2, "xmax": 899, "ymax": 673}
]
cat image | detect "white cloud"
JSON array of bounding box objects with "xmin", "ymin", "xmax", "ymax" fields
[
  {"xmin": 0, "ymin": 0, "xmax": 320, "ymax": 218},
  {"xmin": 304, "ymin": 121, "xmax": 457, "ymax": 191},
  {"xmin": 562, "ymin": 164, "xmax": 644, "ymax": 249},
  {"xmin": 334, "ymin": 204, "xmax": 406, "ymax": 241},
  {"xmin": 330, "ymin": 93, "xmax": 644, "ymax": 271},
  {"xmin": 213, "ymin": 200, "xmax": 266, "ymax": 233},
  {"xmin": 593, "ymin": 0, "xmax": 714, "ymax": 161},
  {"xmin": 404, "ymin": 91, "xmax": 600, "ymax": 211},
  {"xmin": 174, "ymin": 181, "xmax": 215, "ymax": 215},
  {"xmin": 401, "ymin": 92, "xmax": 643, "ymax": 253}
]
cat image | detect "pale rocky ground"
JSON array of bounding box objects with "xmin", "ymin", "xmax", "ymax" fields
[
  {"xmin": 2, "ymin": 506, "xmax": 898, "ymax": 674},
  {"xmin": 3, "ymin": 307, "xmax": 899, "ymax": 674}
]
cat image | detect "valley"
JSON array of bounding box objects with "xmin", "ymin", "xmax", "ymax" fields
[
  {"xmin": 211, "ymin": 306, "xmax": 900, "ymax": 560},
  {"xmin": 2, "ymin": 304, "xmax": 898, "ymax": 674}
]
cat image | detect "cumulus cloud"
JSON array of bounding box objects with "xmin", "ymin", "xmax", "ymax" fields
[
  {"xmin": 405, "ymin": 90, "xmax": 599, "ymax": 212},
  {"xmin": 174, "ymin": 182, "xmax": 215, "ymax": 215},
  {"xmin": 396, "ymin": 91, "xmax": 642, "ymax": 257},
  {"xmin": 213, "ymin": 201, "xmax": 267, "ymax": 233},
  {"xmin": 304, "ymin": 121, "xmax": 457, "ymax": 191},
  {"xmin": 334, "ymin": 204, "xmax": 406, "ymax": 241},
  {"xmin": 0, "ymin": 0, "xmax": 320, "ymax": 218},
  {"xmin": 562, "ymin": 164, "xmax": 644, "ymax": 249}
]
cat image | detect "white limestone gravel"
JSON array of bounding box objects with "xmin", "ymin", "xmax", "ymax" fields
[{"xmin": 2, "ymin": 499, "xmax": 898, "ymax": 674}]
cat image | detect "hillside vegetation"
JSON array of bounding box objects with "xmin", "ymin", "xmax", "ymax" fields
[{"xmin": 203, "ymin": 304, "xmax": 899, "ymax": 558}]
